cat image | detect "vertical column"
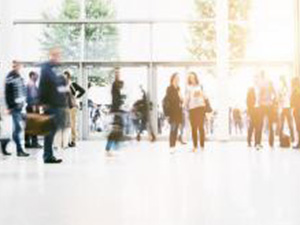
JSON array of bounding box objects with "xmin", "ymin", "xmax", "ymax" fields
[
  {"xmin": 215, "ymin": 0, "xmax": 230, "ymax": 141},
  {"xmin": 147, "ymin": 23, "xmax": 158, "ymax": 136},
  {"xmin": 79, "ymin": 0, "xmax": 89, "ymax": 140},
  {"xmin": 295, "ymin": 0, "xmax": 300, "ymax": 77}
]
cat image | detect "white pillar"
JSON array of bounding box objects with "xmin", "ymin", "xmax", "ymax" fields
[
  {"xmin": 295, "ymin": 0, "xmax": 300, "ymax": 77},
  {"xmin": 215, "ymin": 0, "xmax": 230, "ymax": 141}
]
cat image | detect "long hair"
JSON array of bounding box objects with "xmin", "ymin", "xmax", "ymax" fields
[
  {"xmin": 170, "ymin": 72, "xmax": 178, "ymax": 86},
  {"xmin": 187, "ymin": 71, "xmax": 199, "ymax": 86}
]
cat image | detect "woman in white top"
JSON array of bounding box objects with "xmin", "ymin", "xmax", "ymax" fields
[
  {"xmin": 278, "ymin": 75, "xmax": 294, "ymax": 142},
  {"xmin": 185, "ymin": 72, "xmax": 206, "ymax": 152}
]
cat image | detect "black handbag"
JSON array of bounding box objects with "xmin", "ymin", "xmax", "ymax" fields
[{"xmin": 205, "ymin": 98, "xmax": 213, "ymax": 113}]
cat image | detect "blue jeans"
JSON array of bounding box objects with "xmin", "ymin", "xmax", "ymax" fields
[
  {"xmin": 44, "ymin": 108, "xmax": 65, "ymax": 161},
  {"xmin": 11, "ymin": 109, "xmax": 24, "ymax": 153},
  {"xmin": 169, "ymin": 122, "xmax": 179, "ymax": 147}
]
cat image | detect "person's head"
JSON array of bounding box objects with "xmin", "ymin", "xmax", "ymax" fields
[
  {"xmin": 114, "ymin": 67, "xmax": 120, "ymax": 81},
  {"xmin": 187, "ymin": 71, "xmax": 199, "ymax": 86},
  {"xmin": 29, "ymin": 71, "xmax": 38, "ymax": 82},
  {"xmin": 64, "ymin": 71, "xmax": 72, "ymax": 82},
  {"xmin": 12, "ymin": 60, "xmax": 22, "ymax": 72},
  {"xmin": 49, "ymin": 47, "xmax": 61, "ymax": 64},
  {"xmin": 170, "ymin": 72, "xmax": 179, "ymax": 87}
]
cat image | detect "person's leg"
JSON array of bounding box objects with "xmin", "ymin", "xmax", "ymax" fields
[
  {"xmin": 267, "ymin": 106, "xmax": 274, "ymax": 147},
  {"xmin": 256, "ymin": 107, "xmax": 264, "ymax": 147},
  {"xmin": 189, "ymin": 109, "xmax": 198, "ymax": 149},
  {"xmin": 12, "ymin": 110, "xmax": 24, "ymax": 153},
  {"xmin": 247, "ymin": 109, "xmax": 254, "ymax": 146},
  {"xmin": 43, "ymin": 108, "xmax": 62, "ymax": 162},
  {"xmin": 25, "ymin": 106, "xmax": 33, "ymax": 147},
  {"xmin": 286, "ymin": 108, "xmax": 295, "ymax": 142},
  {"xmin": 199, "ymin": 108, "xmax": 206, "ymax": 148},
  {"xmin": 70, "ymin": 107, "xmax": 77, "ymax": 144},
  {"xmin": 169, "ymin": 122, "xmax": 177, "ymax": 148}
]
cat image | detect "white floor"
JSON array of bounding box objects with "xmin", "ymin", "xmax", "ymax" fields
[{"xmin": 1, "ymin": 141, "xmax": 300, "ymax": 225}]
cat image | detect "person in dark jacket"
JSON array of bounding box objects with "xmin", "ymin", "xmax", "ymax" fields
[
  {"xmin": 39, "ymin": 47, "xmax": 68, "ymax": 164},
  {"xmin": 105, "ymin": 68, "xmax": 126, "ymax": 156},
  {"xmin": 64, "ymin": 71, "xmax": 85, "ymax": 148},
  {"xmin": 166, "ymin": 73, "xmax": 183, "ymax": 153},
  {"xmin": 25, "ymin": 71, "xmax": 42, "ymax": 149},
  {"xmin": 5, "ymin": 61, "xmax": 29, "ymax": 157},
  {"xmin": 291, "ymin": 77, "xmax": 300, "ymax": 149}
]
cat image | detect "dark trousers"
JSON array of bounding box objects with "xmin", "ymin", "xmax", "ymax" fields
[
  {"xmin": 280, "ymin": 108, "xmax": 294, "ymax": 141},
  {"xmin": 43, "ymin": 108, "xmax": 65, "ymax": 161},
  {"xmin": 106, "ymin": 114, "xmax": 124, "ymax": 152},
  {"xmin": 25, "ymin": 106, "xmax": 39, "ymax": 146},
  {"xmin": 257, "ymin": 105, "xmax": 274, "ymax": 147},
  {"xmin": 293, "ymin": 109, "xmax": 300, "ymax": 145},
  {"xmin": 189, "ymin": 107, "xmax": 206, "ymax": 148},
  {"xmin": 11, "ymin": 109, "xmax": 24, "ymax": 153},
  {"xmin": 247, "ymin": 107, "xmax": 260, "ymax": 146},
  {"xmin": 169, "ymin": 122, "xmax": 179, "ymax": 147}
]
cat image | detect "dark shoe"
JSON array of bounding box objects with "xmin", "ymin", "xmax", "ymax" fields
[
  {"xmin": 31, "ymin": 143, "xmax": 43, "ymax": 149},
  {"xmin": 25, "ymin": 143, "xmax": 32, "ymax": 149},
  {"xmin": 44, "ymin": 157, "xmax": 63, "ymax": 164},
  {"xmin": 1, "ymin": 140, "xmax": 11, "ymax": 156},
  {"xmin": 17, "ymin": 151, "xmax": 30, "ymax": 157},
  {"xmin": 293, "ymin": 144, "xmax": 300, "ymax": 150},
  {"xmin": 68, "ymin": 142, "xmax": 76, "ymax": 148}
]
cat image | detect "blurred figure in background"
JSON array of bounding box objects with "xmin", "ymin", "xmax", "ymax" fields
[
  {"xmin": 278, "ymin": 75, "xmax": 294, "ymax": 143},
  {"xmin": 232, "ymin": 107, "xmax": 243, "ymax": 135},
  {"xmin": 256, "ymin": 71, "xmax": 277, "ymax": 149},
  {"xmin": 5, "ymin": 61, "xmax": 29, "ymax": 157},
  {"xmin": 291, "ymin": 77, "xmax": 300, "ymax": 149},
  {"xmin": 64, "ymin": 71, "xmax": 85, "ymax": 148},
  {"xmin": 105, "ymin": 68, "xmax": 126, "ymax": 156},
  {"xmin": 132, "ymin": 86, "xmax": 155, "ymax": 142},
  {"xmin": 246, "ymin": 85, "xmax": 259, "ymax": 147},
  {"xmin": 39, "ymin": 47, "xmax": 68, "ymax": 164},
  {"xmin": 163, "ymin": 73, "xmax": 183, "ymax": 154},
  {"xmin": 185, "ymin": 72, "xmax": 207, "ymax": 152},
  {"xmin": 25, "ymin": 71, "xmax": 42, "ymax": 149}
]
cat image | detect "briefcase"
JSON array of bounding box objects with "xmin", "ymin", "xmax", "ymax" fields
[{"xmin": 25, "ymin": 113, "xmax": 54, "ymax": 136}]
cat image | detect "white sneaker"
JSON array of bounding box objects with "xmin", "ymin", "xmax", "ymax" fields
[
  {"xmin": 106, "ymin": 151, "xmax": 114, "ymax": 157},
  {"xmin": 170, "ymin": 147, "xmax": 176, "ymax": 154}
]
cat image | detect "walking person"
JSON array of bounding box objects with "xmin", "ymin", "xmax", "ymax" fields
[
  {"xmin": 5, "ymin": 61, "xmax": 29, "ymax": 157},
  {"xmin": 64, "ymin": 71, "xmax": 85, "ymax": 148},
  {"xmin": 291, "ymin": 77, "xmax": 300, "ymax": 149},
  {"xmin": 25, "ymin": 71, "xmax": 42, "ymax": 149},
  {"xmin": 278, "ymin": 75, "xmax": 294, "ymax": 143},
  {"xmin": 164, "ymin": 73, "xmax": 183, "ymax": 153},
  {"xmin": 256, "ymin": 71, "xmax": 277, "ymax": 149},
  {"xmin": 105, "ymin": 68, "xmax": 126, "ymax": 156},
  {"xmin": 39, "ymin": 47, "xmax": 68, "ymax": 164},
  {"xmin": 246, "ymin": 86, "xmax": 259, "ymax": 147},
  {"xmin": 185, "ymin": 72, "xmax": 206, "ymax": 152}
]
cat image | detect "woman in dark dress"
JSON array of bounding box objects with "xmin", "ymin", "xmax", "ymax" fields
[{"xmin": 165, "ymin": 73, "xmax": 183, "ymax": 153}]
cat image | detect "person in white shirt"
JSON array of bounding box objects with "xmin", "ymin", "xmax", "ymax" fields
[
  {"xmin": 185, "ymin": 72, "xmax": 207, "ymax": 152},
  {"xmin": 278, "ymin": 75, "xmax": 294, "ymax": 142}
]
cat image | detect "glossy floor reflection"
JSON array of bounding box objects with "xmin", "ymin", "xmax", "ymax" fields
[{"xmin": 1, "ymin": 141, "xmax": 300, "ymax": 225}]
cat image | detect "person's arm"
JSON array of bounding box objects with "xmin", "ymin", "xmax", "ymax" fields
[
  {"xmin": 72, "ymin": 82, "xmax": 86, "ymax": 99},
  {"xmin": 5, "ymin": 78, "xmax": 15, "ymax": 111}
]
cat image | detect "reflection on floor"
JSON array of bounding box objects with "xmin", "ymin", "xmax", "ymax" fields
[{"xmin": 1, "ymin": 141, "xmax": 300, "ymax": 225}]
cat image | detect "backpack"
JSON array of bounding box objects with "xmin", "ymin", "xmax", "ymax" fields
[
  {"xmin": 280, "ymin": 133, "xmax": 291, "ymax": 148},
  {"xmin": 162, "ymin": 95, "xmax": 171, "ymax": 117}
]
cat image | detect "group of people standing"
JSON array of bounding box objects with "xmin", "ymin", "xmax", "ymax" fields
[
  {"xmin": 247, "ymin": 70, "xmax": 300, "ymax": 150},
  {"xmin": 164, "ymin": 72, "xmax": 211, "ymax": 153},
  {"xmin": 2, "ymin": 47, "xmax": 85, "ymax": 163}
]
